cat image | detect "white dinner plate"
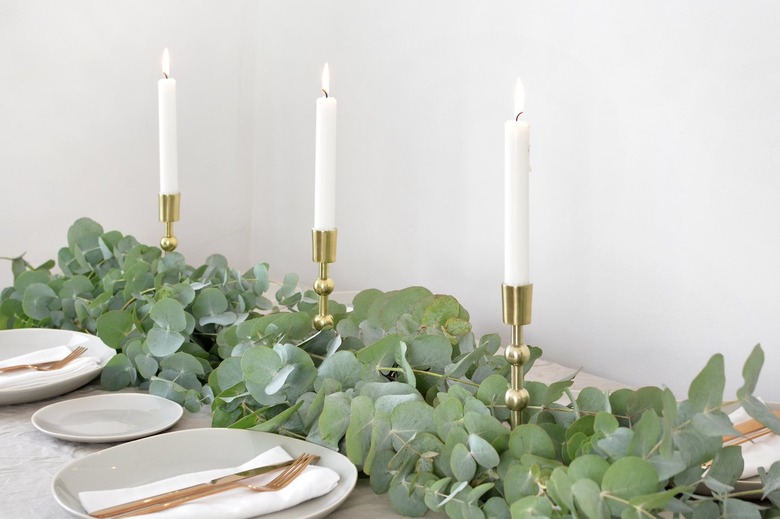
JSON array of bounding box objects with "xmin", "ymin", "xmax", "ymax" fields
[
  {"xmin": 32, "ymin": 393, "xmax": 183, "ymax": 442},
  {"xmin": 52, "ymin": 428, "xmax": 358, "ymax": 519},
  {"xmin": 0, "ymin": 329, "xmax": 115, "ymax": 405}
]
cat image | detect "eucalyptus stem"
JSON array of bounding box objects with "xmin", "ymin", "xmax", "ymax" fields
[
  {"xmin": 121, "ymin": 287, "xmax": 157, "ymax": 310},
  {"xmin": 376, "ymin": 366, "xmax": 480, "ymax": 388}
]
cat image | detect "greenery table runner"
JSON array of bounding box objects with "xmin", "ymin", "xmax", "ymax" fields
[{"xmin": 2, "ymin": 218, "xmax": 780, "ymax": 518}]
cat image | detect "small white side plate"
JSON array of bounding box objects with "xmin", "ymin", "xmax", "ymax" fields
[{"xmin": 32, "ymin": 393, "xmax": 183, "ymax": 443}]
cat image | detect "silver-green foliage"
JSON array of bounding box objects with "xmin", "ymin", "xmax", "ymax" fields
[
  {"xmin": 4, "ymin": 218, "xmax": 780, "ymax": 518},
  {"xmin": 0, "ymin": 217, "xmax": 311, "ymax": 412}
]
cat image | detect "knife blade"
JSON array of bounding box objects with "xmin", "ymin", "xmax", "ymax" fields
[{"xmin": 89, "ymin": 458, "xmax": 297, "ymax": 518}]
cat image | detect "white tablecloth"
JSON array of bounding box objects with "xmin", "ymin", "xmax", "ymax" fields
[{"xmin": 0, "ymin": 359, "xmax": 626, "ymax": 518}]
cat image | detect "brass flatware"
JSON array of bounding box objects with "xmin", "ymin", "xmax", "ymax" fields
[
  {"xmin": 723, "ymin": 409, "xmax": 780, "ymax": 443},
  {"xmin": 91, "ymin": 453, "xmax": 319, "ymax": 519},
  {"xmin": 0, "ymin": 346, "xmax": 88, "ymax": 373},
  {"xmin": 702, "ymin": 411, "xmax": 780, "ymax": 469}
]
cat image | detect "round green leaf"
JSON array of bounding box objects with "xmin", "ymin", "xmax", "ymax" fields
[
  {"xmin": 192, "ymin": 287, "xmax": 229, "ymax": 320},
  {"xmin": 434, "ymin": 397, "xmax": 464, "ymax": 440},
  {"xmin": 391, "ymin": 401, "xmax": 436, "ymax": 451},
  {"xmin": 100, "ymin": 353, "xmax": 137, "ymax": 390},
  {"xmin": 134, "ymin": 353, "xmax": 159, "ymax": 380},
  {"xmin": 346, "ymin": 395, "xmax": 375, "ymax": 466},
  {"xmin": 96, "ymin": 310, "xmax": 134, "ymax": 349},
  {"xmin": 315, "ymin": 351, "xmax": 362, "ymax": 390},
  {"xmin": 22, "ymin": 283, "xmax": 58, "ymax": 320},
  {"xmin": 601, "ymin": 456, "xmax": 659, "ymax": 503},
  {"xmin": 572, "ymin": 478, "xmax": 609, "ymax": 519},
  {"xmin": 509, "ymin": 423, "xmax": 556, "ymax": 460},
  {"xmin": 503, "ymin": 464, "xmax": 539, "ymax": 504},
  {"xmin": 150, "ymin": 298, "xmax": 187, "ymax": 332},
  {"xmin": 160, "ymin": 351, "xmax": 205, "ymax": 376},
  {"xmin": 67, "ymin": 217, "xmax": 103, "ymax": 250},
  {"xmin": 510, "ymin": 495, "xmax": 553, "ymax": 518},
  {"xmin": 568, "ymin": 454, "xmax": 610, "ymax": 485},
  {"xmin": 388, "ymin": 472, "xmax": 437, "ymax": 517},
  {"xmin": 451, "ymin": 443, "xmax": 477, "ymax": 482},
  {"xmin": 145, "ymin": 328, "xmax": 185, "ymax": 356},
  {"xmin": 468, "ymin": 433, "xmax": 500, "ymax": 469}
]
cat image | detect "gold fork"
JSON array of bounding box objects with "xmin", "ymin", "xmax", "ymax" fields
[
  {"xmin": 0, "ymin": 346, "xmax": 88, "ymax": 373},
  {"xmin": 100, "ymin": 453, "xmax": 319, "ymax": 518}
]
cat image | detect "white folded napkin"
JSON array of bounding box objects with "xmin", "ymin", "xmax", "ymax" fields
[
  {"xmin": 79, "ymin": 446, "xmax": 340, "ymax": 519},
  {"xmin": 0, "ymin": 346, "xmax": 100, "ymax": 390},
  {"xmin": 729, "ymin": 406, "xmax": 780, "ymax": 479}
]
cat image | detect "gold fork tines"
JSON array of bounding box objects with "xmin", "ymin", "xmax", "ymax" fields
[
  {"xmin": 101, "ymin": 453, "xmax": 319, "ymax": 519},
  {"xmin": 0, "ymin": 346, "xmax": 88, "ymax": 373},
  {"xmin": 703, "ymin": 414, "xmax": 779, "ymax": 469},
  {"xmin": 242, "ymin": 453, "xmax": 317, "ymax": 492}
]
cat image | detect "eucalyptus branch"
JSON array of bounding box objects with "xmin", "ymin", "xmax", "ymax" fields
[{"xmin": 376, "ymin": 366, "xmax": 480, "ymax": 388}]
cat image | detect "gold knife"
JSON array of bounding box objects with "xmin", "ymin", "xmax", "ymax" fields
[{"xmin": 89, "ymin": 458, "xmax": 297, "ymax": 518}]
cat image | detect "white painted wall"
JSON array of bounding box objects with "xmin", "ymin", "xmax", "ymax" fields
[
  {"xmin": 2, "ymin": 1, "xmax": 779, "ymax": 400},
  {"xmin": 0, "ymin": 0, "xmax": 258, "ymax": 283}
]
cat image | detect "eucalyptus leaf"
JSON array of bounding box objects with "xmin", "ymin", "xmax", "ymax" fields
[
  {"xmin": 96, "ymin": 310, "xmax": 134, "ymax": 349},
  {"xmin": 450, "ymin": 443, "xmax": 477, "ymax": 482}
]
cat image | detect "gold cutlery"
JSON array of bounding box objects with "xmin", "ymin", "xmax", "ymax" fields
[
  {"xmin": 702, "ymin": 410, "xmax": 780, "ymax": 468},
  {"xmin": 723, "ymin": 409, "xmax": 780, "ymax": 444},
  {"xmin": 0, "ymin": 346, "xmax": 88, "ymax": 373},
  {"xmin": 91, "ymin": 453, "xmax": 319, "ymax": 518}
]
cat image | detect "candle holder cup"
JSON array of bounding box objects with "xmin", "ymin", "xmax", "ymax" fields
[
  {"xmin": 502, "ymin": 283, "xmax": 533, "ymax": 429},
  {"xmin": 312, "ymin": 229, "xmax": 337, "ymax": 330},
  {"xmin": 158, "ymin": 193, "xmax": 181, "ymax": 252}
]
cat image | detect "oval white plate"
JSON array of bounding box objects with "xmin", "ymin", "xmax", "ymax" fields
[
  {"xmin": 52, "ymin": 428, "xmax": 358, "ymax": 519},
  {"xmin": 0, "ymin": 329, "xmax": 115, "ymax": 405},
  {"xmin": 32, "ymin": 393, "xmax": 183, "ymax": 442}
]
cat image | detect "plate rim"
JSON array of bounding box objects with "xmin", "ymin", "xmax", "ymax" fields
[
  {"xmin": 52, "ymin": 427, "xmax": 358, "ymax": 519},
  {"xmin": 31, "ymin": 393, "xmax": 184, "ymax": 443}
]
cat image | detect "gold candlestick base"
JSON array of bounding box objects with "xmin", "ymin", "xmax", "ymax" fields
[
  {"xmin": 312, "ymin": 229, "xmax": 337, "ymax": 330},
  {"xmin": 158, "ymin": 193, "xmax": 181, "ymax": 252},
  {"xmin": 502, "ymin": 283, "xmax": 533, "ymax": 429}
]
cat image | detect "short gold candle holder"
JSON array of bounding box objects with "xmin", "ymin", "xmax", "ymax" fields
[
  {"xmin": 502, "ymin": 283, "xmax": 533, "ymax": 429},
  {"xmin": 311, "ymin": 229, "xmax": 337, "ymax": 330},
  {"xmin": 158, "ymin": 193, "xmax": 181, "ymax": 252}
]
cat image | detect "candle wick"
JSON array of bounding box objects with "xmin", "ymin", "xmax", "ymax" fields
[
  {"xmin": 515, "ymin": 112, "xmax": 524, "ymax": 122},
  {"xmin": 163, "ymin": 72, "xmax": 169, "ymax": 80},
  {"xmin": 322, "ymin": 89, "xmax": 329, "ymax": 98}
]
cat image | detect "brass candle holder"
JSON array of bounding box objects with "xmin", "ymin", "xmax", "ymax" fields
[
  {"xmin": 502, "ymin": 283, "xmax": 533, "ymax": 429},
  {"xmin": 311, "ymin": 229, "xmax": 337, "ymax": 330},
  {"xmin": 158, "ymin": 193, "xmax": 181, "ymax": 252}
]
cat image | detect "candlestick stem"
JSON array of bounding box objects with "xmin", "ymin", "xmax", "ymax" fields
[
  {"xmin": 312, "ymin": 229, "xmax": 337, "ymax": 330},
  {"xmin": 159, "ymin": 193, "xmax": 181, "ymax": 252},
  {"xmin": 502, "ymin": 283, "xmax": 533, "ymax": 429}
]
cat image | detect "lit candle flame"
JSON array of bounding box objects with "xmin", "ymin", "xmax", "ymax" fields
[
  {"xmin": 162, "ymin": 48, "xmax": 171, "ymax": 79},
  {"xmin": 321, "ymin": 63, "xmax": 330, "ymax": 98},
  {"xmin": 514, "ymin": 78, "xmax": 525, "ymax": 120}
]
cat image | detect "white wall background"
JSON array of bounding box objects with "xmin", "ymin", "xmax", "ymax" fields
[{"xmin": 2, "ymin": 1, "xmax": 779, "ymax": 400}]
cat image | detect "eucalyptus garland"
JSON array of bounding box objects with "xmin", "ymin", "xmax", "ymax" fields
[{"xmin": 3, "ymin": 217, "xmax": 780, "ymax": 518}]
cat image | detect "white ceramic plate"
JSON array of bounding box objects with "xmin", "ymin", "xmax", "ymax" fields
[
  {"xmin": 0, "ymin": 329, "xmax": 115, "ymax": 405},
  {"xmin": 52, "ymin": 428, "xmax": 358, "ymax": 519},
  {"xmin": 31, "ymin": 393, "xmax": 183, "ymax": 442}
]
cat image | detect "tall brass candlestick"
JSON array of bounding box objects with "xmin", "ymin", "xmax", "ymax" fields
[
  {"xmin": 502, "ymin": 283, "xmax": 533, "ymax": 429},
  {"xmin": 158, "ymin": 193, "xmax": 181, "ymax": 252},
  {"xmin": 312, "ymin": 229, "xmax": 337, "ymax": 330}
]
